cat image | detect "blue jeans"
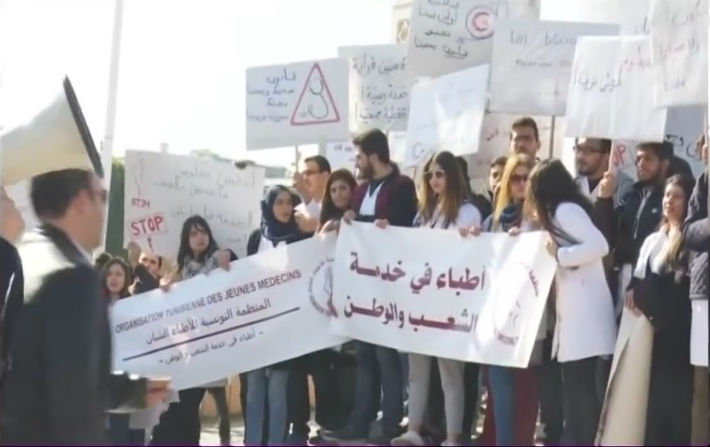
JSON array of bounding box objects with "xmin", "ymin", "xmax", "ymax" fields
[
  {"xmin": 350, "ymin": 341, "xmax": 403, "ymax": 435},
  {"xmin": 245, "ymin": 367, "xmax": 289, "ymax": 446},
  {"xmin": 488, "ymin": 365, "xmax": 515, "ymax": 446}
]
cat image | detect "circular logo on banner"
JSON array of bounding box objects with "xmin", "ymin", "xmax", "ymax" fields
[
  {"xmin": 309, "ymin": 258, "xmax": 337, "ymax": 317},
  {"xmin": 466, "ymin": 6, "xmax": 495, "ymax": 40}
]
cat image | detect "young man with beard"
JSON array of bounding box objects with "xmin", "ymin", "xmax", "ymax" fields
[
  {"xmin": 596, "ymin": 141, "xmax": 674, "ymax": 317},
  {"xmin": 328, "ymin": 128, "xmax": 417, "ymax": 445},
  {"xmin": 509, "ymin": 116, "xmax": 541, "ymax": 159}
]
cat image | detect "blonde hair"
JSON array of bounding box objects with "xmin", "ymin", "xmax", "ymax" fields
[
  {"xmin": 492, "ymin": 154, "xmax": 535, "ymax": 230},
  {"xmin": 417, "ymin": 151, "xmax": 467, "ymax": 227}
]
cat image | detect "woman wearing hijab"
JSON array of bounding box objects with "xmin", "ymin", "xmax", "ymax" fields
[{"xmin": 244, "ymin": 185, "xmax": 310, "ymax": 446}]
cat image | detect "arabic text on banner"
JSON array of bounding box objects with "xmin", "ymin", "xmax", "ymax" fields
[
  {"xmin": 331, "ymin": 223, "xmax": 557, "ymax": 368},
  {"xmin": 245, "ymin": 58, "xmax": 349, "ymax": 149},
  {"xmin": 406, "ymin": 0, "xmax": 540, "ymax": 78},
  {"xmin": 123, "ymin": 151, "xmax": 264, "ymax": 259},
  {"xmin": 111, "ymin": 235, "xmax": 347, "ymax": 390},
  {"xmin": 565, "ymin": 36, "xmax": 668, "ymax": 141},
  {"xmin": 648, "ymin": 0, "xmax": 708, "ymax": 107}
]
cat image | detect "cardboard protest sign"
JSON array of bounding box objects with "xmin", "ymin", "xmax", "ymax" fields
[
  {"xmin": 489, "ymin": 20, "xmax": 618, "ymax": 116},
  {"xmin": 246, "ymin": 58, "xmax": 349, "ymax": 149},
  {"xmin": 123, "ymin": 151, "xmax": 264, "ymax": 259}
]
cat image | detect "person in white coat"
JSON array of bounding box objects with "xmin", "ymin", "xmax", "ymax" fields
[
  {"xmin": 525, "ymin": 159, "xmax": 617, "ymax": 445},
  {"xmin": 388, "ymin": 151, "xmax": 481, "ymax": 447}
]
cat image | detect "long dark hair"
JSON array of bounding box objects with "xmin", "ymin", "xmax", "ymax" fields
[
  {"xmin": 418, "ymin": 151, "xmax": 468, "ymax": 227},
  {"xmin": 177, "ymin": 215, "xmax": 218, "ymax": 272},
  {"xmin": 525, "ymin": 159, "xmax": 594, "ymax": 243},
  {"xmin": 100, "ymin": 257, "xmax": 132, "ymax": 300},
  {"xmin": 319, "ymin": 169, "xmax": 357, "ymax": 227}
]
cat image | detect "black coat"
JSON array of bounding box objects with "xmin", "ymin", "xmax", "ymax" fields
[
  {"xmin": 684, "ymin": 170, "xmax": 709, "ymax": 301},
  {"xmin": 0, "ymin": 237, "xmax": 24, "ymax": 373},
  {"xmin": 0, "ymin": 225, "xmax": 111, "ymax": 444}
]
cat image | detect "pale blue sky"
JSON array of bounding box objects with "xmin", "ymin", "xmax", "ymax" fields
[{"xmin": 0, "ymin": 0, "xmax": 394, "ymax": 167}]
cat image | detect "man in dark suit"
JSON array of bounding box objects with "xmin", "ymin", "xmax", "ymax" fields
[
  {"xmin": 0, "ymin": 187, "xmax": 26, "ymax": 379},
  {"xmin": 0, "ymin": 168, "xmax": 111, "ymax": 444}
]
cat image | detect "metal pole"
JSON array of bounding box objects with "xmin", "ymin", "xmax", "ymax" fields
[
  {"xmin": 548, "ymin": 115, "xmax": 556, "ymax": 159},
  {"xmin": 98, "ymin": 0, "xmax": 124, "ymax": 255}
]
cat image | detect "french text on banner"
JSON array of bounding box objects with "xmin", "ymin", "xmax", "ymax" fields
[
  {"xmin": 331, "ymin": 223, "xmax": 557, "ymax": 368},
  {"xmin": 489, "ymin": 19, "xmax": 618, "ymax": 116},
  {"xmin": 111, "ymin": 234, "xmax": 347, "ymax": 390}
]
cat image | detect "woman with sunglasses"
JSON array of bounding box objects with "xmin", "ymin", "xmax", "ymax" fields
[
  {"xmin": 525, "ymin": 159, "xmax": 616, "ymax": 445},
  {"xmin": 390, "ymin": 151, "xmax": 481, "ymax": 447},
  {"xmin": 472, "ymin": 154, "xmax": 542, "ymax": 446}
]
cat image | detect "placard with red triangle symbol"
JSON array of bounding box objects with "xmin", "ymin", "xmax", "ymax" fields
[{"xmin": 290, "ymin": 63, "xmax": 341, "ymax": 126}]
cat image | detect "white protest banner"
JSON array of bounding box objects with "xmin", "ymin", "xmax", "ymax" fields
[
  {"xmin": 407, "ymin": 0, "xmax": 540, "ymax": 78},
  {"xmin": 649, "ymin": 0, "xmax": 708, "ymax": 107},
  {"xmin": 331, "ymin": 223, "xmax": 557, "ymax": 367},
  {"xmin": 565, "ymin": 36, "xmax": 667, "ymax": 141},
  {"xmin": 610, "ymin": 104, "xmax": 708, "ymax": 180},
  {"xmin": 111, "ymin": 234, "xmax": 347, "ymax": 390},
  {"xmin": 338, "ymin": 45, "xmax": 409, "ymax": 133},
  {"xmin": 403, "ymin": 65, "xmax": 489, "ymax": 168},
  {"xmin": 540, "ymin": 0, "xmax": 650, "ymax": 35},
  {"xmin": 489, "ymin": 20, "xmax": 618, "ymax": 116},
  {"xmin": 123, "ymin": 151, "xmax": 264, "ymax": 259},
  {"xmin": 246, "ymin": 58, "xmax": 349, "ymax": 149},
  {"xmin": 326, "ymin": 140, "xmax": 357, "ymax": 172}
]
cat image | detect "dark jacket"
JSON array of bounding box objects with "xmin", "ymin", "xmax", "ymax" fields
[
  {"xmin": 596, "ymin": 182, "xmax": 665, "ymax": 267},
  {"xmin": 131, "ymin": 264, "xmax": 160, "ymax": 295},
  {"xmin": 684, "ymin": 170, "xmax": 709, "ymax": 301},
  {"xmin": 0, "ymin": 237, "xmax": 23, "ymax": 381},
  {"xmin": 351, "ymin": 164, "xmax": 417, "ymax": 226},
  {"xmin": 0, "ymin": 225, "xmax": 111, "ymax": 444}
]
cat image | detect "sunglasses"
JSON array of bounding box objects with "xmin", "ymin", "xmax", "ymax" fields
[
  {"xmin": 425, "ymin": 170, "xmax": 445, "ymax": 179},
  {"xmin": 510, "ymin": 174, "xmax": 529, "ymax": 184}
]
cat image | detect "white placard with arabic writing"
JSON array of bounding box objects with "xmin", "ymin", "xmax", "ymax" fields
[
  {"xmin": 565, "ymin": 36, "xmax": 668, "ymax": 141},
  {"xmin": 111, "ymin": 234, "xmax": 347, "ymax": 390},
  {"xmin": 123, "ymin": 151, "xmax": 264, "ymax": 259},
  {"xmin": 540, "ymin": 0, "xmax": 650, "ymax": 35},
  {"xmin": 331, "ymin": 223, "xmax": 557, "ymax": 367},
  {"xmin": 649, "ymin": 0, "xmax": 708, "ymax": 107},
  {"xmin": 407, "ymin": 0, "xmax": 540, "ymax": 79},
  {"xmin": 489, "ymin": 20, "xmax": 618, "ymax": 116},
  {"xmin": 403, "ymin": 64, "xmax": 489, "ymax": 168},
  {"xmin": 326, "ymin": 140, "xmax": 357, "ymax": 173},
  {"xmin": 246, "ymin": 58, "xmax": 349, "ymax": 149},
  {"xmin": 338, "ymin": 45, "xmax": 409, "ymax": 133}
]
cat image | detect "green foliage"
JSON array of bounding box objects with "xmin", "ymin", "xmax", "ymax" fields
[{"xmin": 105, "ymin": 158, "xmax": 125, "ymax": 257}]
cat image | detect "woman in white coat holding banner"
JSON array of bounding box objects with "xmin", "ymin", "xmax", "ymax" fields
[
  {"xmin": 388, "ymin": 151, "xmax": 481, "ymax": 447},
  {"xmin": 525, "ymin": 159, "xmax": 617, "ymax": 445}
]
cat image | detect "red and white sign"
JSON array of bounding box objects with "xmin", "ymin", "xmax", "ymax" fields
[{"xmin": 246, "ymin": 58, "xmax": 349, "ymax": 150}]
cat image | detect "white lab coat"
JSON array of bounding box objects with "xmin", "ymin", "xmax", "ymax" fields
[{"xmin": 550, "ymin": 203, "xmax": 618, "ymax": 362}]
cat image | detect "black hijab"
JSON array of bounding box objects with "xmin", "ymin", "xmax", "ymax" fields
[{"xmin": 261, "ymin": 185, "xmax": 302, "ymax": 245}]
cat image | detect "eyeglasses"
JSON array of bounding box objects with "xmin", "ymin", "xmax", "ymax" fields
[
  {"xmin": 425, "ymin": 170, "xmax": 445, "ymax": 179},
  {"xmin": 510, "ymin": 174, "xmax": 528, "ymax": 184}
]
